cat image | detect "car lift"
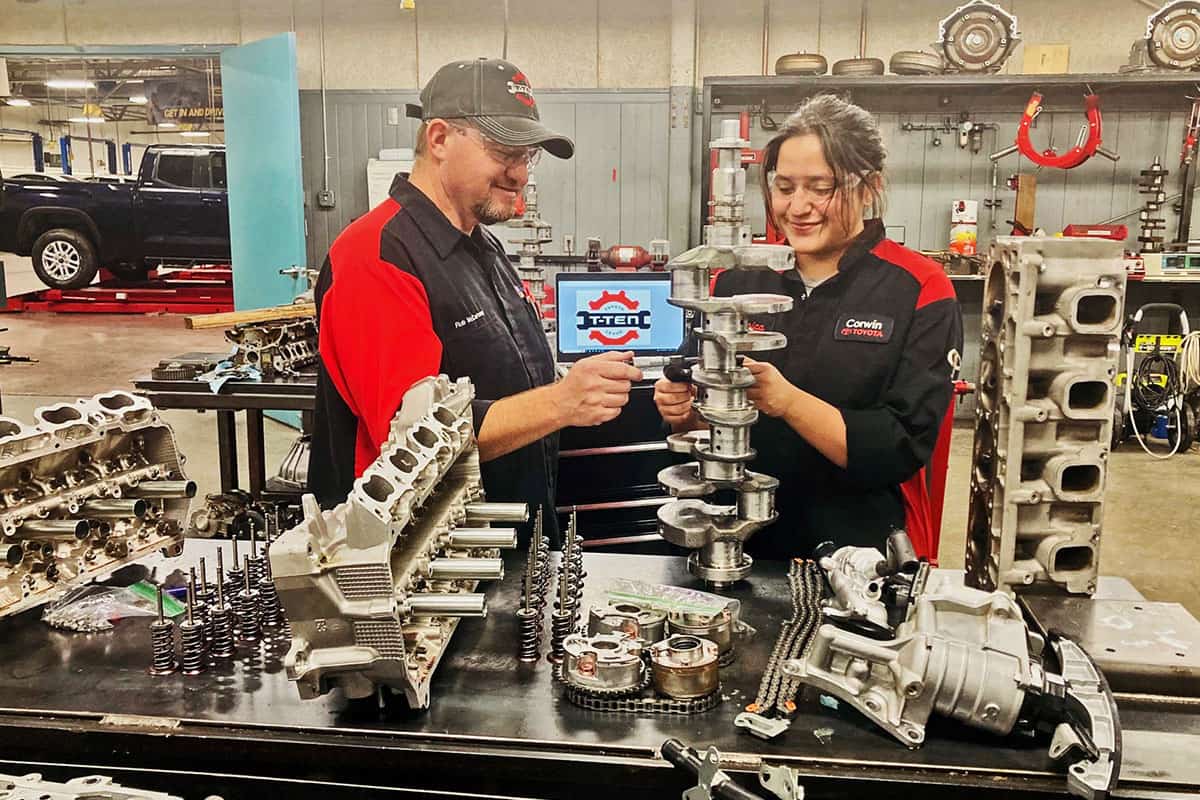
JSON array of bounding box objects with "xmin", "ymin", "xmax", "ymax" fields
[{"xmin": 2, "ymin": 265, "xmax": 233, "ymax": 314}]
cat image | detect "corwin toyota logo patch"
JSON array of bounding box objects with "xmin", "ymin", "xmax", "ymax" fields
[
  {"xmin": 835, "ymin": 313, "xmax": 894, "ymax": 343},
  {"xmin": 576, "ymin": 289, "xmax": 651, "ymax": 346}
]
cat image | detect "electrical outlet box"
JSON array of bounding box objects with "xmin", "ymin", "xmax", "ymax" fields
[{"xmin": 317, "ymin": 189, "xmax": 336, "ymax": 209}]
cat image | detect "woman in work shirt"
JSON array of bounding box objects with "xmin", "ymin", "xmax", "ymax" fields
[{"xmin": 654, "ymin": 94, "xmax": 964, "ymax": 561}]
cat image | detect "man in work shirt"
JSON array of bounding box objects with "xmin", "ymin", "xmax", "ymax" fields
[{"xmin": 309, "ymin": 58, "xmax": 642, "ymax": 545}]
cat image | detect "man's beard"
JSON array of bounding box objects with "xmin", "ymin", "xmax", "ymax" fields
[{"xmin": 473, "ymin": 196, "xmax": 517, "ymax": 225}]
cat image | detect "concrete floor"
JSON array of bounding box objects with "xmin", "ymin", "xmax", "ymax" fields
[{"xmin": 2, "ymin": 311, "xmax": 1198, "ymax": 618}]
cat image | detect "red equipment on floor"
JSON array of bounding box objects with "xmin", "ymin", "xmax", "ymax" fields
[{"xmin": 2, "ymin": 265, "xmax": 234, "ymax": 314}]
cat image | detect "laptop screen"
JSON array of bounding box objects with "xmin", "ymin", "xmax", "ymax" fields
[{"xmin": 554, "ymin": 272, "xmax": 686, "ymax": 362}]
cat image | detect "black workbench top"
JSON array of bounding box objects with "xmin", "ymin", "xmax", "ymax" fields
[{"xmin": 0, "ymin": 545, "xmax": 1195, "ymax": 799}]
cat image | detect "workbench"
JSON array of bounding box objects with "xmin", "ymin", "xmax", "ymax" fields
[
  {"xmin": 0, "ymin": 545, "xmax": 1195, "ymax": 800},
  {"xmin": 133, "ymin": 366, "xmax": 317, "ymax": 500}
]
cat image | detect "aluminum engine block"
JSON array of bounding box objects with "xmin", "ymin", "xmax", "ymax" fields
[
  {"xmin": 269, "ymin": 375, "xmax": 522, "ymax": 707},
  {"xmin": 0, "ymin": 391, "xmax": 191, "ymax": 619},
  {"xmin": 225, "ymin": 316, "xmax": 318, "ymax": 377},
  {"xmin": 785, "ymin": 539, "xmax": 1120, "ymax": 799},
  {"xmin": 967, "ymin": 237, "xmax": 1126, "ymax": 596}
]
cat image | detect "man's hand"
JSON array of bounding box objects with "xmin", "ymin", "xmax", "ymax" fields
[
  {"xmin": 554, "ymin": 351, "xmax": 643, "ymax": 427},
  {"xmin": 653, "ymin": 376, "xmax": 700, "ymax": 429},
  {"xmin": 744, "ymin": 357, "xmax": 800, "ymax": 418}
]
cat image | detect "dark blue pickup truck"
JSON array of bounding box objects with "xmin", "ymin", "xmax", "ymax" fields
[{"xmin": 0, "ymin": 144, "xmax": 230, "ymax": 289}]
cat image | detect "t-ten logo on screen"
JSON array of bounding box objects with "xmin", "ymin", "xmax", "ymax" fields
[{"xmin": 575, "ymin": 289, "xmax": 652, "ymax": 346}]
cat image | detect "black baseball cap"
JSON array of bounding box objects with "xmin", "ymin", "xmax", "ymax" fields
[{"xmin": 406, "ymin": 58, "xmax": 574, "ymax": 160}]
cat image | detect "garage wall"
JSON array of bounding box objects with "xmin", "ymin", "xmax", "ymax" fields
[
  {"xmin": 0, "ymin": 0, "xmax": 1162, "ymax": 90},
  {"xmin": 299, "ymin": 89, "xmax": 673, "ymax": 267},
  {"xmin": 727, "ymin": 106, "xmax": 1200, "ymax": 255}
]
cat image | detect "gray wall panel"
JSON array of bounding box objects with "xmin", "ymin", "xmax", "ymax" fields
[
  {"xmin": 574, "ymin": 102, "xmax": 623, "ymax": 246},
  {"xmin": 301, "ymin": 89, "xmax": 674, "ymax": 264}
]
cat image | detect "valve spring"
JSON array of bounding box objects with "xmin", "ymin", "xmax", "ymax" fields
[
  {"xmin": 258, "ymin": 576, "xmax": 284, "ymax": 631},
  {"xmin": 209, "ymin": 605, "xmax": 236, "ymax": 659},
  {"xmin": 224, "ymin": 566, "xmax": 245, "ymax": 603},
  {"xmin": 235, "ymin": 588, "xmax": 261, "ymax": 643},
  {"xmin": 548, "ymin": 610, "xmax": 573, "ymax": 664},
  {"xmin": 148, "ymin": 619, "xmax": 176, "ymax": 675},
  {"xmin": 179, "ymin": 620, "xmax": 207, "ymax": 675},
  {"xmin": 247, "ymin": 555, "xmax": 265, "ymax": 586},
  {"xmin": 516, "ymin": 607, "xmax": 541, "ymax": 663},
  {"xmin": 195, "ymin": 598, "xmax": 214, "ymax": 645}
]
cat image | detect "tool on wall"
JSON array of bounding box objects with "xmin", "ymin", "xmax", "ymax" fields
[
  {"xmin": 1145, "ymin": 0, "xmax": 1200, "ymax": 70},
  {"xmin": 991, "ymin": 90, "xmax": 1119, "ymax": 170},
  {"xmin": 1175, "ymin": 94, "xmax": 1200, "ymax": 244},
  {"xmin": 901, "ymin": 112, "xmax": 997, "ymax": 152},
  {"xmin": 1140, "ymin": 156, "xmax": 1171, "ymax": 253},
  {"xmin": 937, "ymin": 1, "xmax": 1020, "ymax": 73}
]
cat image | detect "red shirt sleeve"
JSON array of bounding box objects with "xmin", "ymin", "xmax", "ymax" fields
[{"xmin": 318, "ymin": 253, "xmax": 442, "ymax": 476}]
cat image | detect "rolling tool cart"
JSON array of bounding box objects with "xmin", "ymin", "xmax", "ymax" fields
[{"xmin": 1113, "ymin": 302, "xmax": 1195, "ymax": 457}]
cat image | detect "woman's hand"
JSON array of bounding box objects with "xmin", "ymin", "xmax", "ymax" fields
[
  {"xmin": 653, "ymin": 376, "xmax": 701, "ymax": 430},
  {"xmin": 744, "ymin": 357, "xmax": 800, "ymax": 417}
]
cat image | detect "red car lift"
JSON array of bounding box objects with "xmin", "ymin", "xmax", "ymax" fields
[{"xmin": 2, "ymin": 265, "xmax": 233, "ymax": 314}]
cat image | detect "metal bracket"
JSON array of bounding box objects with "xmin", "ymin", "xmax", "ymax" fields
[
  {"xmin": 759, "ymin": 764, "xmax": 805, "ymax": 800},
  {"xmin": 734, "ymin": 711, "xmax": 792, "ymax": 740}
]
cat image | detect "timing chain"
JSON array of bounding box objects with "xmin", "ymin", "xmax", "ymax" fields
[
  {"xmin": 752, "ymin": 559, "xmax": 826, "ymax": 715},
  {"xmin": 554, "ymin": 658, "xmax": 722, "ymax": 715}
]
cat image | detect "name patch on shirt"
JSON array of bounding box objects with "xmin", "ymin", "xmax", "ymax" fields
[{"xmin": 835, "ymin": 313, "xmax": 894, "ymax": 343}]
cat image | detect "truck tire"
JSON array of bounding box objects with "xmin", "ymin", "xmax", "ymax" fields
[{"xmin": 32, "ymin": 228, "xmax": 99, "ymax": 290}]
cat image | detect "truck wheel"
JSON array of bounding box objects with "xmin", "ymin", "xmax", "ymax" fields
[{"xmin": 32, "ymin": 228, "xmax": 99, "ymax": 290}]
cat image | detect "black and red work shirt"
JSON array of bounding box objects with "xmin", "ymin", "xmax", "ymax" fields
[
  {"xmin": 712, "ymin": 219, "xmax": 963, "ymax": 561},
  {"xmin": 309, "ymin": 174, "xmax": 560, "ymax": 544}
]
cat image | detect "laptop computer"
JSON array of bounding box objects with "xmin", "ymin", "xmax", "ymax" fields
[{"xmin": 554, "ymin": 272, "xmax": 686, "ymax": 363}]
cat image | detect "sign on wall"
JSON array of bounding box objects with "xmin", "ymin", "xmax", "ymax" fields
[{"xmin": 146, "ymin": 77, "xmax": 223, "ymax": 126}]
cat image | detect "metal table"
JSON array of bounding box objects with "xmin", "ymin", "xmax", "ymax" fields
[
  {"xmin": 0, "ymin": 546, "xmax": 1195, "ymax": 799},
  {"xmin": 133, "ymin": 363, "xmax": 317, "ymax": 499}
]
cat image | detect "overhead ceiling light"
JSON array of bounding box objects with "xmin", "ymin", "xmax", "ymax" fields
[
  {"xmin": 68, "ymin": 116, "xmax": 106, "ymax": 124},
  {"xmin": 180, "ymin": 131, "xmax": 211, "ymax": 138},
  {"xmin": 5, "ymin": 98, "xmax": 32, "ymax": 107},
  {"xmin": 124, "ymin": 78, "xmax": 145, "ymax": 84},
  {"xmin": 129, "ymin": 95, "xmax": 148, "ymax": 105},
  {"xmin": 156, "ymin": 122, "xmax": 177, "ymax": 128},
  {"xmin": 46, "ymin": 78, "xmax": 96, "ymax": 89}
]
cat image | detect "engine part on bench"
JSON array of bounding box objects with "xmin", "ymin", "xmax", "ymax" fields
[
  {"xmin": 225, "ymin": 316, "xmax": 318, "ymax": 378},
  {"xmin": 667, "ymin": 607, "xmax": 734, "ymax": 664},
  {"xmin": 269, "ymin": 376, "xmax": 519, "ymax": 707},
  {"xmin": 937, "ymin": 1, "xmax": 1020, "ymax": 73},
  {"xmin": 1145, "ymin": 0, "xmax": 1200, "ymax": 70},
  {"xmin": 662, "ymin": 739, "xmax": 772, "ymax": 800},
  {"xmin": 187, "ymin": 489, "xmax": 265, "ymax": 540},
  {"xmin": 890, "ymin": 50, "xmax": 944, "ymax": 75},
  {"xmin": 782, "ymin": 537, "xmax": 1121, "ymax": 800},
  {"xmin": 561, "ymin": 632, "xmax": 645, "ymax": 694},
  {"xmin": 831, "ymin": 57, "xmax": 885, "ymax": 76},
  {"xmin": 267, "ymin": 433, "xmax": 310, "ymax": 493},
  {"xmin": 658, "ymin": 119, "xmax": 794, "ymax": 587},
  {"xmin": 650, "ymin": 634, "xmax": 720, "ymax": 700},
  {"xmin": 588, "ymin": 601, "xmax": 668, "ymax": 643},
  {"xmin": 0, "ymin": 391, "xmax": 190, "ymax": 620},
  {"xmin": 0, "ymin": 772, "xmax": 184, "ymax": 800},
  {"xmin": 148, "ymin": 584, "xmax": 177, "ymax": 676},
  {"xmin": 966, "ymin": 237, "xmax": 1125, "ymax": 596},
  {"xmin": 748, "ymin": 559, "xmax": 826, "ymax": 720},
  {"xmin": 774, "ymin": 52, "xmax": 827, "ymax": 75}
]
